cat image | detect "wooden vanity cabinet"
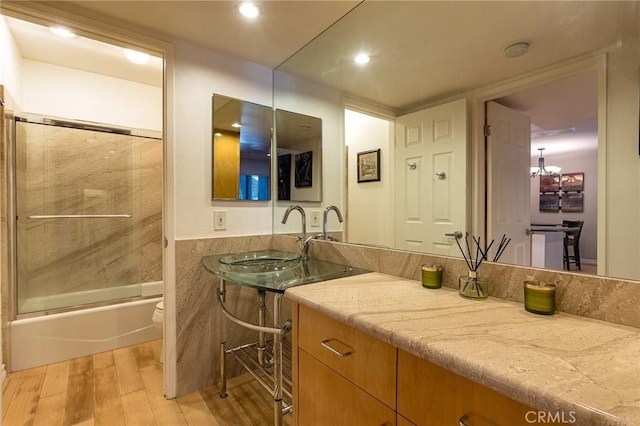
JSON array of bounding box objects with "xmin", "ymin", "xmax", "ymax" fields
[
  {"xmin": 292, "ymin": 303, "xmax": 556, "ymax": 426},
  {"xmin": 293, "ymin": 303, "xmax": 396, "ymax": 425},
  {"xmin": 397, "ymin": 350, "xmax": 551, "ymax": 426}
]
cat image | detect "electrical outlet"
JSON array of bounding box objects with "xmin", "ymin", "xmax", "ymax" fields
[
  {"xmin": 214, "ymin": 210, "xmax": 227, "ymax": 231},
  {"xmin": 310, "ymin": 210, "xmax": 321, "ymax": 228}
]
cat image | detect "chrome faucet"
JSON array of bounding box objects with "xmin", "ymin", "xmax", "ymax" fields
[
  {"xmin": 281, "ymin": 205, "xmax": 313, "ymax": 260},
  {"xmin": 321, "ymin": 205, "xmax": 344, "ymax": 241}
]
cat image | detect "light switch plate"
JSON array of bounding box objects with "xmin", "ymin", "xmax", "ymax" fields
[
  {"xmin": 310, "ymin": 210, "xmax": 321, "ymax": 228},
  {"xmin": 214, "ymin": 210, "xmax": 227, "ymax": 230}
]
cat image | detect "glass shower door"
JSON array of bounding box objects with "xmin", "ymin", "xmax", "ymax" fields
[{"xmin": 15, "ymin": 119, "xmax": 162, "ymax": 314}]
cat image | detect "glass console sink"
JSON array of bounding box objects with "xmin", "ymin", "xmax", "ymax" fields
[
  {"xmin": 202, "ymin": 250, "xmax": 369, "ymax": 293},
  {"xmin": 218, "ymin": 250, "xmax": 302, "ymax": 274}
]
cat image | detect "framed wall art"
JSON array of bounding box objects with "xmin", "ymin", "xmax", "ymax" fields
[
  {"xmin": 357, "ymin": 149, "xmax": 381, "ymax": 183},
  {"xmin": 539, "ymin": 193, "xmax": 560, "ymax": 212},
  {"xmin": 562, "ymin": 192, "xmax": 584, "ymax": 212},
  {"xmin": 294, "ymin": 151, "xmax": 313, "ymax": 188},
  {"xmin": 540, "ymin": 175, "xmax": 560, "ymax": 193},
  {"xmin": 277, "ymin": 154, "xmax": 291, "ymax": 200},
  {"xmin": 561, "ymin": 172, "xmax": 584, "ymax": 192}
]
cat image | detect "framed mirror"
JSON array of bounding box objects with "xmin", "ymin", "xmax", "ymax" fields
[
  {"xmin": 273, "ymin": 1, "xmax": 640, "ymax": 282},
  {"xmin": 212, "ymin": 94, "xmax": 272, "ymax": 201},
  {"xmin": 275, "ymin": 109, "xmax": 322, "ymax": 202}
]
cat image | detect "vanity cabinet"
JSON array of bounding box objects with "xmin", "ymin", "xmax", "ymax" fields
[
  {"xmin": 292, "ymin": 303, "xmax": 562, "ymax": 426},
  {"xmin": 294, "ymin": 303, "xmax": 396, "ymax": 425},
  {"xmin": 397, "ymin": 350, "xmax": 548, "ymax": 426}
]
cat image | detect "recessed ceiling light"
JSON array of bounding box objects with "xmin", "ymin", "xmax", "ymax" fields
[
  {"xmin": 354, "ymin": 53, "xmax": 370, "ymax": 65},
  {"xmin": 123, "ymin": 48, "xmax": 150, "ymax": 65},
  {"xmin": 231, "ymin": 122, "xmax": 242, "ymax": 128},
  {"xmin": 214, "ymin": 132, "xmax": 223, "ymax": 137},
  {"xmin": 238, "ymin": 2, "xmax": 261, "ymax": 19},
  {"xmin": 50, "ymin": 26, "xmax": 75, "ymax": 38}
]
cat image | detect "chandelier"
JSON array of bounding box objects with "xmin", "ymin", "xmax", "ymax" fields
[{"xmin": 530, "ymin": 148, "xmax": 561, "ymax": 178}]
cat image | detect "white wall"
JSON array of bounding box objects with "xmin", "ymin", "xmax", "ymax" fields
[
  {"xmin": 272, "ymin": 71, "xmax": 344, "ymax": 236},
  {"xmin": 283, "ymin": 136, "xmax": 322, "ymax": 202},
  {"xmin": 22, "ymin": 60, "xmax": 162, "ymax": 131},
  {"xmin": 605, "ymin": 37, "xmax": 640, "ymax": 280},
  {"xmin": 173, "ymin": 40, "xmax": 273, "ymax": 240},
  {"xmin": 0, "ymin": 15, "xmax": 22, "ymax": 392},
  {"xmin": 345, "ymin": 109, "xmax": 394, "ymax": 247},
  {"xmin": 530, "ymin": 135, "xmax": 598, "ymax": 263},
  {"xmin": 0, "ymin": 16, "xmax": 23, "ymax": 109}
]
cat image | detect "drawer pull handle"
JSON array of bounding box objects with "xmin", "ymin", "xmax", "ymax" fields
[
  {"xmin": 321, "ymin": 339, "xmax": 353, "ymax": 357},
  {"xmin": 459, "ymin": 414, "xmax": 469, "ymax": 426}
]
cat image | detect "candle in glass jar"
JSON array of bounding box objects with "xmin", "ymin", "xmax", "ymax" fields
[
  {"xmin": 523, "ymin": 281, "xmax": 556, "ymax": 315},
  {"xmin": 421, "ymin": 264, "xmax": 443, "ymax": 289}
]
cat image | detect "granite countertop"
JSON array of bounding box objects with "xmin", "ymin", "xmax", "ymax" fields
[{"xmin": 285, "ymin": 272, "xmax": 640, "ymax": 426}]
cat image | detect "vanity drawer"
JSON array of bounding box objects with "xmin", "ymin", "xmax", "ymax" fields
[
  {"xmin": 298, "ymin": 304, "xmax": 397, "ymax": 408},
  {"xmin": 298, "ymin": 350, "xmax": 396, "ymax": 426},
  {"xmin": 397, "ymin": 350, "xmax": 557, "ymax": 426}
]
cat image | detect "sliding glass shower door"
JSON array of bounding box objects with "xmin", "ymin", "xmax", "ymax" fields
[{"xmin": 15, "ymin": 119, "xmax": 162, "ymax": 314}]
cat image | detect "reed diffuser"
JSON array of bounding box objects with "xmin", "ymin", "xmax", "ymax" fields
[{"xmin": 455, "ymin": 234, "xmax": 510, "ymax": 299}]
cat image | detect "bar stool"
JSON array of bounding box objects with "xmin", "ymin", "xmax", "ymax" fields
[{"xmin": 563, "ymin": 220, "xmax": 584, "ymax": 271}]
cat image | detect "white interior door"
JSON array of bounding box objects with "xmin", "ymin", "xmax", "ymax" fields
[
  {"xmin": 486, "ymin": 101, "xmax": 531, "ymax": 265},
  {"xmin": 395, "ymin": 98, "xmax": 467, "ymax": 255}
]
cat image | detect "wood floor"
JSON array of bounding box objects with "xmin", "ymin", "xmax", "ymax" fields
[{"xmin": 2, "ymin": 340, "xmax": 292, "ymax": 426}]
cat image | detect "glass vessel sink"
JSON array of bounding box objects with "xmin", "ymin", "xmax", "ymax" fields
[
  {"xmin": 202, "ymin": 250, "xmax": 369, "ymax": 293},
  {"xmin": 218, "ymin": 250, "xmax": 301, "ymax": 274}
]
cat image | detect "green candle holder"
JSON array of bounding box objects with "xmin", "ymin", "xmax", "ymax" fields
[
  {"xmin": 524, "ymin": 281, "xmax": 556, "ymax": 315},
  {"xmin": 421, "ymin": 264, "xmax": 443, "ymax": 289}
]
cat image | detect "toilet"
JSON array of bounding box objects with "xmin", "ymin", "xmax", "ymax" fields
[{"xmin": 152, "ymin": 300, "xmax": 164, "ymax": 363}]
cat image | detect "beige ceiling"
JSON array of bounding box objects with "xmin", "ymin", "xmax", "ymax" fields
[
  {"xmin": 276, "ymin": 1, "xmax": 640, "ymax": 112},
  {"xmin": 38, "ymin": 0, "xmax": 360, "ymax": 68},
  {"xmin": 5, "ymin": 0, "xmax": 638, "ymax": 138},
  {"xmin": 5, "ymin": 16, "xmax": 164, "ymax": 87}
]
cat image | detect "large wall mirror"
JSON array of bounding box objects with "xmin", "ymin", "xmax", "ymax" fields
[
  {"xmin": 275, "ymin": 109, "xmax": 322, "ymax": 202},
  {"xmin": 212, "ymin": 94, "xmax": 272, "ymax": 200},
  {"xmin": 273, "ymin": 1, "xmax": 640, "ymax": 282}
]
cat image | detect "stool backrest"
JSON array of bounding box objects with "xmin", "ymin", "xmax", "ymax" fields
[{"xmin": 562, "ymin": 220, "xmax": 584, "ymax": 242}]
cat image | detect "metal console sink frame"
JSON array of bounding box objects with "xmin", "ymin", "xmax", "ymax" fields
[{"xmin": 201, "ymin": 250, "xmax": 369, "ymax": 426}]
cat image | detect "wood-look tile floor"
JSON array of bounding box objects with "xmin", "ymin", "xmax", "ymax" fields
[{"xmin": 2, "ymin": 340, "xmax": 291, "ymax": 426}]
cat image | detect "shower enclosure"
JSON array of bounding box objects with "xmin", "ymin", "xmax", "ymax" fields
[{"xmin": 14, "ymin": 117, "xmax": 163, "ymax": 315}]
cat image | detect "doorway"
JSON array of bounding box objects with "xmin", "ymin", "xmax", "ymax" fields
[
  {"xmin": 1, "ymin": 14, "xmax": 165, "ymax": 370},
  {"xmin": 486, "ymin": 69, "xmax": 599, "ymax": 272}
]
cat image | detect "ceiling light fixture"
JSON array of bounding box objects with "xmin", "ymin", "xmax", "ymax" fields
[
  {"xmin": 238, "ymin": 2, "xmax": 261, "ymax": 19},
  {"xmin": 503, "ymin": 41, "xmax": 530, "ymax": 58},
  {"xmin": 354, "ymin": 53, "xmax": 370, "ymax": 65},
  {"xmin": 123, "ymin": 48, "xmax": 150, "ymax": 65},
  {"xmin": 50, "ymin": 26, "xmax": 75, "ymax": 38},
  {"xmin": 231, "ymin": 122, "xmax": 242, "ymax": 128},
  {"xmin": 530, "ymin": 148, "xmax": 561, "ymax": 178}
]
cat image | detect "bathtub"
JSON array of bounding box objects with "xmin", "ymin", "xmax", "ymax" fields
[{"xmin": 11, "ymin": 283, "xmax": 163, "ymax": 371}]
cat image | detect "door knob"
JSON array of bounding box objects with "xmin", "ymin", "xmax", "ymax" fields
[{"xmin": 445, "ymin": 231, "xmax": 463, "ymax": 239}]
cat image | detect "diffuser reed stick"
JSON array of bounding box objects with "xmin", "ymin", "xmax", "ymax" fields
[{"xmin": 455, "ymin": 234, "xmax": 510, "ymax": 298}]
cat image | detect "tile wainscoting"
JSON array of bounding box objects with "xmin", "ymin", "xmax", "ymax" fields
[
  {"xmin": 175, "ymin": 235, "xmax": 273, "ymax": 396},
  {"xmin": 175, "ymin": 234, "xmax": 639, "ymax": 396}
]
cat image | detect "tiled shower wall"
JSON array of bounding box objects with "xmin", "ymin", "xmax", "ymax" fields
[
  {"xmin": 15, "ymin": 121, "xmax": 162, "ymax": 312},
  {"xmin": 176, "ymin": 234, "xmax": 640, "ymax": 396}
]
